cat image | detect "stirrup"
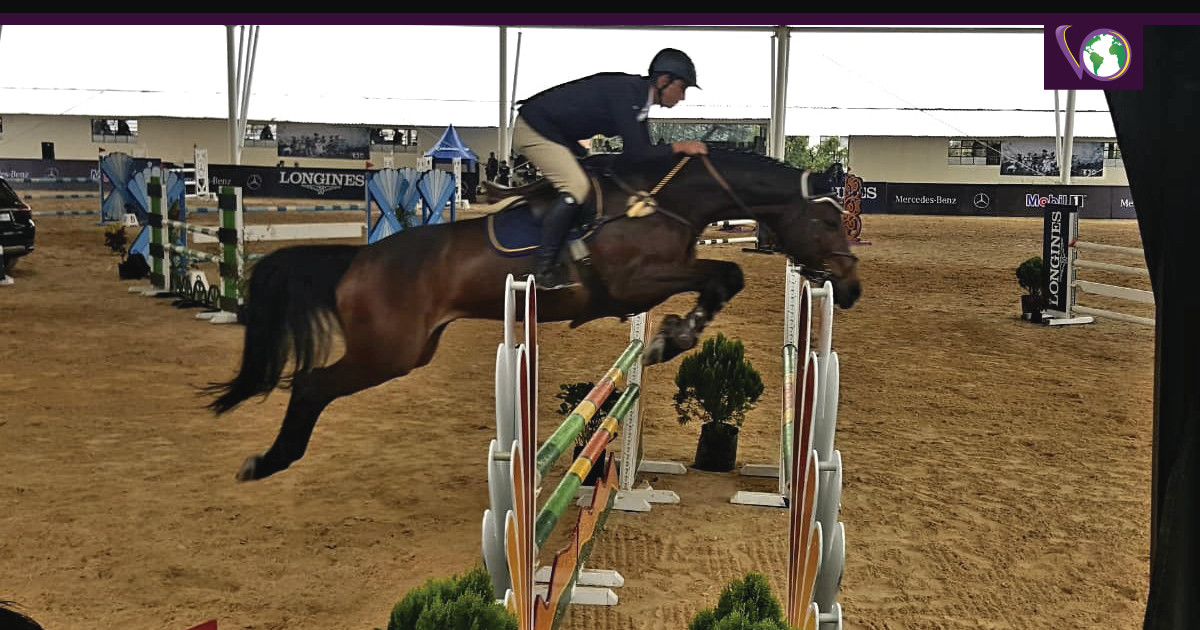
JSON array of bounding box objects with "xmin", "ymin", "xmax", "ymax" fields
[
  {"xmin": 535, "ymin": 279, "xmax": 578, "ymax": 291},
  {"xmin": 534, "ymin": 265, "xmax": 578, "ymax": 291}
]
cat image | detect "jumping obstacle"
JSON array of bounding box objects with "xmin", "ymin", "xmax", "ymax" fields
[
  {"xmin": 13, "ymin": 174, "xmax": 103, "ymax": 217},
  {"xmin": 190, "ymin": 220, "xmax": 364, "ymax": 244},
  {"xmin": 1041, "ymin": 204, "xmax": 1154, "ymax": 327},
  {"xmin": 709, "ymin": 219, "xmax": 758, "ymax": 230},
  {"xmin": 365, "ymin": 167, "xmax": 459, "ymax": 243},
  {"xmin": 697, "ymin": 236, "xmax": 759, "ymax": 246},
  {"xmin": 187, "ymin": 204, "xmax": 367, "ymax": 214},
  {"xmin": 1068, "ymin": 240, "xmax": 1153, "ymax": 324},
  {"xmin": 173, "ymin": 146, "xmax": 213, "ymax": 201},
  {"xmin": 483, "ymin": 275, "xmax": 642, "ymax": 630},
  {"xmin": 30, "ymin": 209, "xmax": 101, "ymax": 217},
  {"xmin": 100, "ymin": 152, "xmax": 161, "ymax": 223},
  {"xmin": 573, "ymin": 312, "xmax": 685, "ymax": 513},
  {"xmin": 128, "ymin": 166, "xmax": 372, "ymax": 322},
  {"xmin": 730, "ymin": 260, "xmax": 845, "ymax": 630},
  {"xmin": 16, "ymin": 152, "xmax": 200, "ymax": 221},
  {"xmin": 702, "ymin": 220, "xmax": 759, "ymax": 248},
  {"xmin": 723, "ymin": 171, "xmax": 871, "ymax": 254},
  {"xmin": 603, "ymin": 229, "xmax": 840, "ymax": 509},
  {"xmin": 841, "ymin": 172, "xmax": 870, "ymax": 246},
  {"xmin": 129, "ymin": 168, "xmax": 244, "ymax": 324},
  {"xmin": 23, "ymin": 193, "xmax": 100, "ymax": 200}
]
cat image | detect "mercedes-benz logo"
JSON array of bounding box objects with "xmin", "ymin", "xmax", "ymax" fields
[
  {"xmin": 246, "ymin": 174, "xmax": 263, "ymax": 190},
  {"xmin": 973, "ymin": 193, "xmax": 990, "ymax": 209}
]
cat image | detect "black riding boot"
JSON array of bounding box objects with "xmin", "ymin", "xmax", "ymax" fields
[{"xmin": 534, "ymin": 194, "xmax": 581, "ymax": 290}]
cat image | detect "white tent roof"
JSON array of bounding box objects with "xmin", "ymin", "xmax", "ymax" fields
[
  {"xmin": 0, "ymin": 24, "xmax": 1112, "ymax": 140},
  {"xmin": 0, "ymin": 86, "xmax": 1114, "ymax": 139}
]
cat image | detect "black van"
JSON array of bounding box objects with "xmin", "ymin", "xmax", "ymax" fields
[{"xmin": 0, "ymin": 176, "xmax": 36, "ymax": 272}]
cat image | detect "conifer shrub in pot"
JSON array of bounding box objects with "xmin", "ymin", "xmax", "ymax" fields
[{"xmin": 673, "ymin": 333, "xmax": 764, "ymax": 472}]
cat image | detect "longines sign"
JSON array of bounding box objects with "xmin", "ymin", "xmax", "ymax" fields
[
  {"xmin": 208, "ymin": 165, "xmax": 367, "ymax": 200},
  {"xmin": 1041, "ymin": 203, "xmax": 1078, "ymax": 316}
]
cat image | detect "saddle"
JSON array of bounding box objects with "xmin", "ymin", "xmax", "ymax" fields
[
  {"xmin": 482, "ymin": 177, "xmax": 559, "ymax": 207},
  {"xmin": 483, "ymin": 154, "xmax": 661, "ymax": 219},
  {"xmin": 482, "ymin": 176, "xmax": 604, "ymax": 259},
  {"xmin": 482, "ymin": 155, "xmax": 664, "ymax": 260}
]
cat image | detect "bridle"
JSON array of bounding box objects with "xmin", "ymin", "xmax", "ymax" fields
[
  {"xmin": 698, "ymin": 156, "xmax": 859, "ymax": 275},
  {"xmin": 600, "ymin": 155, "xmax": 860, "ymax": 276}
]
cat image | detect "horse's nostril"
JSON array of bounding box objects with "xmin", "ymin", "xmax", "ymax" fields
[{"xmin": 835, "ymin": 281, "xmax": 862, "ymax": 308}]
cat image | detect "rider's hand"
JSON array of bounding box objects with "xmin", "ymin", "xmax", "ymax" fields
[{"xmin": 672, "ymin": 140, "xmax": 709, "ymax": 156}]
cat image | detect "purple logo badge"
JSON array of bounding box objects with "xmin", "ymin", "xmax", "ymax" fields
[{"xmin": 1046, "ymin": 25, "xmax": 1142, "ymax": 90}]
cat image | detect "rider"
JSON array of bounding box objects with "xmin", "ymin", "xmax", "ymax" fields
[{"xmin": 511, "ymin": 48, "xmax": 710, "ymax": 290}]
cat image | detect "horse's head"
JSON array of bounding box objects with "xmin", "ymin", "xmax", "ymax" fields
[
  {"xmin": 679, "ymin": 151, "xmax": 862, "ymax": 309},
  {"xmin": 777, "ymin": 198, "xmax": 864, "ymax": 307},
  {"xmin": 766, "ymin": 188, "xmax": 862, "ymax": 309}
]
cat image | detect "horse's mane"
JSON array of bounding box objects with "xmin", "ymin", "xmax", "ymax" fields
[
  {"xmin": 704, "ymin": 146, "xmax": 803, "ymax": 173},
  {"xmin": 585, "ymin": 146, "xmax": 804, "ymax": 180}
]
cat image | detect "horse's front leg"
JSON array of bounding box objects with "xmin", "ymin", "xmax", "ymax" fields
[
  {"xmin": 607, "ymin": 259, "xmax": 744, "ymax": 365},
  {"xmin": 646, "ymin": 259, "xmax": 744, "ymax": 364}
]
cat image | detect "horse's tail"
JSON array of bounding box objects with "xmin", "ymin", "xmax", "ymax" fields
[
  {"xmin": 205, "ymin": 244, "xmax": 362, "ymax": 415},
  {"xmin": 0, "ymin": 600, "xmax": 46, "ymax": 630}
]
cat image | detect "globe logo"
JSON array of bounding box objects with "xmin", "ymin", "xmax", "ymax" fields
[
  {"xmin": 1054, "ymin": 26, "xmax": 1133, "ymax": 82},
  {"xmin": 1081, "ymin": 30, "xmax": 1130, "ymax": 80}
]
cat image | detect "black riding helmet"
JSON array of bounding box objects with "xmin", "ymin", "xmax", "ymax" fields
[{"xmin": 648, "ymin": 48, "xmax": 699, "ymax": 89}]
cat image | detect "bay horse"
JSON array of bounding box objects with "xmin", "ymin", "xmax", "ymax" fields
[
  {"xmin": 0, "ymin": 600, "xmax": 46, "ymax": 630},
  {"xmin": 206, "ymin": 148, "xmax": 862, "ymax": 482}
]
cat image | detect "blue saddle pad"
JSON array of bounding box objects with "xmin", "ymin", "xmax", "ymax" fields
[{"xmin": 486, "ymin": 201, "xmax": 599, "ymax": 258}]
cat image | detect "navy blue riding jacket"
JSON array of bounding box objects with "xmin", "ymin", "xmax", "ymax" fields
[{"xmin": 516, "ymin": 72, "xmax": 676, "ymax": 162}]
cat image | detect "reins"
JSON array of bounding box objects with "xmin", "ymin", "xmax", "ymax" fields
[{"xmin": 597, "ymin": 154, "xmax": 860, "ymax": 270}]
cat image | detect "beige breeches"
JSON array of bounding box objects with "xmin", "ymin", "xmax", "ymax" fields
[{"xmin": 512, "ymin": 116, "xmax": 590, "ymax": 202}]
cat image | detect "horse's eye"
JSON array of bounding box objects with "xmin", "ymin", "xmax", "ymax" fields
[{"xmin": 823, "ymin": 218, "xmax": 841, "ymax": 230}]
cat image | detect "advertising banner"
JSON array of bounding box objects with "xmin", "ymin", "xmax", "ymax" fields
[
  {"xmin": 854, "ymin": 182, "xmax": 1134, "ymax": 218},
  {"xmin": 208, "ymin": 165, "xmax": 367, "ymax": 201},
  {"xmin": 1041, "ymin": 203, "xmax": 1079, "ymax": 317},
  {"xmin": 0, "ymin": 158, "xmax": 101, "ymax": 190},
  {"xmin": 994, "ymin": 185, "xmax": 1111, "ymax": 218}
]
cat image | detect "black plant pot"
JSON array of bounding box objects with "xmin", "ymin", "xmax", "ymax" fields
[
  {"xmin": 693, "ymin": 422, "xmax": 739, "ymax": 472},
  {"xmin": 572, "ymin": 445, "xmax": 608, "ymax": 487},
  {"xmin": 1020, "ymin": 294, "xmax": 1044, "ymax": 323}
]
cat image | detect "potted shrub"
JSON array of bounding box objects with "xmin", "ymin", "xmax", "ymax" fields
[
  {"xmin": 554, "ymin": 381, "xmax": 620, "ymax": 486},
  {"xmin": 688, "ymin": 571, "xmax": 791, "ymax": 630},
  {"xmin": 673, "ymin": 333, "xmax": 764, "ymax": 472},
  {"xmin": 1016, "ymin": 255, "xmax": 1046, "ymax": 323},
  {"xmin": 386, "ymin": 562, "xmax": 517, "ymax": 630}
]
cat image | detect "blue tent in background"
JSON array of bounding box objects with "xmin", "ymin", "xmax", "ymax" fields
[
  {"xmin": 425, "ymin": 124, "xmax": 480, "ymax": 202},
  {"xmin": 424, "ymin": 124, "xmax": 479, "ymax": 166}
]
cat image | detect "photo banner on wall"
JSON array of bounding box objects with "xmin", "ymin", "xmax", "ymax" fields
[
  {"xmin": 276, "ymin": 123, "xmax": 371, "ymax": 160},
  {"xmin": 1000, "ymin": 139, "xmax": 1105, "ymax": 177}
]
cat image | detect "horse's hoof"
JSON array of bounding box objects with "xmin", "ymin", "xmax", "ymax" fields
[
  {"xmin": 643, "ymin": 337, "xmax": 666, "ymax": 365},
  {"xmin": 672, "ymin": 330, "xmax": 697, "ymax": 353},
  {"xmin": 236, "ymin": 455, "xmax": 263, "ymax": 482}
]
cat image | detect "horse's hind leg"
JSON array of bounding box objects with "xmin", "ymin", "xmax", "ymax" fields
[
  {"xmin": 236, "ymin": 357, "xmax": 393, "ymax": 481},
  {"xmin": 236, "ymin": 324, "xmax": 450, "ymax": 482}
]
